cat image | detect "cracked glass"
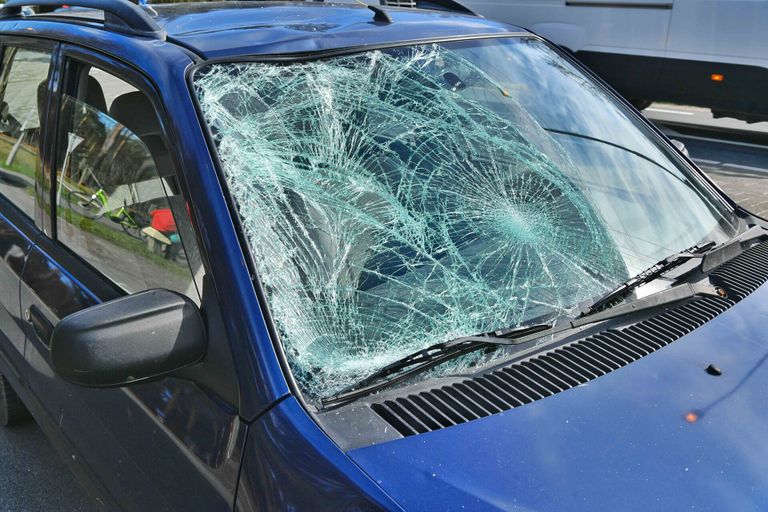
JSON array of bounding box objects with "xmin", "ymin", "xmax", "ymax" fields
[{"xmin": 194, "ymin": 38, "xmax": 738, "ymax": 400}]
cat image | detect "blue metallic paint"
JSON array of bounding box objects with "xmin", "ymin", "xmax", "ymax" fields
[
  {"xmin": 236, "ymin": 396, "xmax": 402, "ymax": 512},
  {"xmin": 0, "ymin": 18, "xmax": 292, "ymax": 419},
  {"xmin": 350, "ymin": 283, "xmax": 768, "ymax": 511},
  {"xmin": 154, "ymin": 3, "xmax": 521, "ymax": 59},
  {"xmin": 0, "ymin": 4, "xmax": 762, "ymax": 512},
  {"xmin": 0, "ymin": 207, "xmax": 36, "ymax": 382}
]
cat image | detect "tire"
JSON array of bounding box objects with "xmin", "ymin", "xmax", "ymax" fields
[{"xmin": 0, "ymin": 373, "xmax": 30, "ymax": 426}]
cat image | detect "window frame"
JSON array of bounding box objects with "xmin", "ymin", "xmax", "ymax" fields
[
  {"xmin": 43, "ymin": 43, "xmax": 207, "ymax": 302},
  {"xmin": 0, "ymin": 36, "xmax": 58, "ymax": 240}
]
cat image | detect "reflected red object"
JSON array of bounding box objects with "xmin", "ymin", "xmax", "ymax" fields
[{"xmin": 150, "ymin": 208, "xmax": 177, "ymax": 233}]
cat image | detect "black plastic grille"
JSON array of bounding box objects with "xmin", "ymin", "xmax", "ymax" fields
[
  {"xmin": 710, "ymin": 240, "xmax": 768, "ymax": 300},
  {"xmin": 372, "ymin": 240, "xmax": 768, "ymax": 437}
]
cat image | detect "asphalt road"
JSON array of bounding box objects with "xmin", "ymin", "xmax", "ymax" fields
[
  {"xmin": 0, "ymin": 103, "xmax": 766, "ymax": 511},
  {"xmin": 0, "ymin": 421, "xmax": 97, "ymax": 512},
  {"xmin": 644, "ymin": 103, "xmax": 768, "ymax": 218}
]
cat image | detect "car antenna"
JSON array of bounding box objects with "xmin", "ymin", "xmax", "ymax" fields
[{"xmin": 353, "ymin": 0, "xmax": 393, "ymax": 23}]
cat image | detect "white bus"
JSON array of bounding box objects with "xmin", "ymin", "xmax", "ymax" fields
[{"xmin": 454, "ymin": 0, "xmax": 768, "ymax": 122}]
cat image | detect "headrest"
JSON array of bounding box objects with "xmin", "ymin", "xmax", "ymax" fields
[
  {"xmin": 84, "ymin": 76, "xmax": 107, "ymax": 114},
  {"xmin": 108, "ymin": 91, "xmax": 161, "ymax": 139}
]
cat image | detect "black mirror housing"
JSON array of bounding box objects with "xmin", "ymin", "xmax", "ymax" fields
[{"xmin": 51, "ymin": 289, "xmax": 207, "ymax": 388}]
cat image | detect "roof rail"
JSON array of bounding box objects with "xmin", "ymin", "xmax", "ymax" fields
[{"xmin": 0, "ymin": 0, "xmax": 166, "ymax": 40}]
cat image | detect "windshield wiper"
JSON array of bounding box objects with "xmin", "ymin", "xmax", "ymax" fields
[
  {"xmin": 322, "ymin": 280, "xmax": 727, "ymax": 408},
  {"xmin": 579, "ymin": 240, "xmax": 716, "ymax": 317},
  {"xmin": 323, "ymin": 227, "xmax": 768, "ymax": 408},
  {"xmin": 582, "ymin": 225, "xmax": 768, "ymax": 318},
  {"xmin": 321, "ymin": 323, "xmax": 552, "ymax": 407}
]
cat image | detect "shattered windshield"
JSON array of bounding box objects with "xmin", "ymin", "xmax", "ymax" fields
[{"xmin": 194, "ymin": 37, "xmax": 738, "ymax": 401}]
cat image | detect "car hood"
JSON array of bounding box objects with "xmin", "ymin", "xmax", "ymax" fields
[{"xmin": 348, "ymin": 283, "xmax": 768, "ymax": 511}]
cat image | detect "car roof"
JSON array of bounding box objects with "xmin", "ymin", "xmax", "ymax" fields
[{"xmin": 39, "ymin": 1, "xmax": 529, "ymax": 59}]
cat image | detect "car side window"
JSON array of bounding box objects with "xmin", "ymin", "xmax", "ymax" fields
[
  {"xmin": 0, "ymin": 46, "xmax": 52, "ymax": 218},
  {"xmin": 55, "ymin": 65, "xmax": 203, "ymax": 302}
]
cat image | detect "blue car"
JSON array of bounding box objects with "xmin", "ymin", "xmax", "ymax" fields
[{"xmin": 0, "ymin": 0, "xmax": 765, "ymax": 510}]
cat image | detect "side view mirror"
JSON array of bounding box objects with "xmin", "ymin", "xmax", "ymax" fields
[
  {"xmin": 670, "ymin": 139, "xmax": 690, "ymax": 158},
  {"xmin": 51, "ymin": 289, "xmax": 206, "ymax": 388}
]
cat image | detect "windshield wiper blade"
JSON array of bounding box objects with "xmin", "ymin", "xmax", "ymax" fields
[
  {"xmin": 322, "ymin": 279, "xmax": 728, "ymax": 408},
  {"xmin": 323, "ymin": 228, "xmax": 768, "ymax": 408},
  {"xmin": 321, "ymin": 323, "xmax": 552, "ymax": 407},
  {"xmin": 583, "ymin": 225, "xmax": 768, "ymax": 317},
  {"xmin": 580, "ymin": 240, "xmax": 716, "ymax": 317}
]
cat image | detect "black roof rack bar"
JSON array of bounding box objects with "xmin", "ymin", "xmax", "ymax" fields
[{"xmin": 0, "ymin": 0, "xmax": 166, "ymax": 40}]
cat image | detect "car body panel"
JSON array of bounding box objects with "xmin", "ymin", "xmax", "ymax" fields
[
  {"xmin": 17, "ymin": 3, "xmax": 526, "ymax": 60},
  {"xmin": 152, "ymin": 2, "xmax": 524, "ymax": 59},
  {"xmin": 20, "ymin": 240, "xmax": 247, "ymax": 510},
  {"xmin": 0, "ymin": 206, "xmax": 35, "ymax": 385},
  {"xmin": 0, "ymin": 3, "xmax": 763, "ymax": 511},
  {"xmin": 349, "ymin": 282, "xmax": 768, "ymax": 511},
  {"xmin": 236, "ymin": 396, "xmax": 402, "ymax": 512}
]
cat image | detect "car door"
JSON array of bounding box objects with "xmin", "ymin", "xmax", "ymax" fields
[
  {"xmin": 20, "ymin": 46, "xmax": 245, "ymax": 511},
  {"xmin": 0, "ymin": 38, "xmax": 55, "ymax": 387}
]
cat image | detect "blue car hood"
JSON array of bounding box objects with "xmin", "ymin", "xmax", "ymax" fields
[{"xmin": 349, "ymin": 284, "xmax": 768, "ymax": 511}]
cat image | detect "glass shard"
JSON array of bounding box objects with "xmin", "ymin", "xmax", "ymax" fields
[{"xmin": 194, "ymin": 44, "xmax": 660, "ymax": 400}]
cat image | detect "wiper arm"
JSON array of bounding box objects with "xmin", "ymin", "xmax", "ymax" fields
[
  {"xmin": 323, "ymin": 227, "xmax": 768, "ymax": 408},
  {"xmin": 580, "ymin": 240, "xmax": 716, "ymax": 317},
  {"xmin": 323, "ymin": 279, "xmax": 728, "ymax": 408},
  {"xmin": 321, "ymin": 323, "xmax": 552, "ymax": 407},
  {"xmin": 700, "ymin": 224, "xmax": 766, "ymax": 272},
  {"xmin": 582, "ymin": 225, "xmax": 768, "ymax": 318}
]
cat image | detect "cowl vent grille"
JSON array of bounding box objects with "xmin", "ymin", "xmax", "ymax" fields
[
  {"xmin": 372, "ymin": 240, "xmax": 768, "ymax": 437},
  {"xmin": 710, "ymin": 240, "xmax": 768, "ymax": 300}
]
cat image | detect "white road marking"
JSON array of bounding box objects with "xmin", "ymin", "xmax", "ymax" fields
[
  {"xmin": 722, "ymin": 162, "xmax": 768, "ymax": 173},
  {"xmin": 693, "ymin": 158, "xmax": 722, "ymax": 166},
  {"xmin": 646, "ymin": 107, "xmax": 695, "ymax": 116},
  {"xmin": 663, "ymin": 131, "xmax": 768, "ymax": 151}
]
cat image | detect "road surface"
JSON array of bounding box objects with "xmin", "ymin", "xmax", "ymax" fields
[{"xmin": 644, "ymin": 103, "xmax": 768, "ymax": 218}]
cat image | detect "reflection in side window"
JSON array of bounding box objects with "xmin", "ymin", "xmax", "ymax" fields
[
  {"xmin": 0, "ymin": 47, "xmax": 51, "ymax": 218},
  {"xmin": 55, "ymin": 87, "xmax": 202, "ymax": 302}
]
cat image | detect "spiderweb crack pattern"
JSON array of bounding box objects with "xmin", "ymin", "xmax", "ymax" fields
[{"xmin": 195, "ymin": 44, "xmax": 627, "ymax": 400}]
